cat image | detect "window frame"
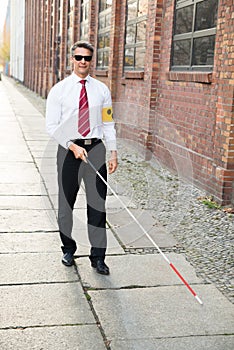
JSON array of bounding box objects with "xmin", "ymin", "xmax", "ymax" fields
[
  {"xmin": 80, "ymin": 0, "xmax": 89, "ymax": 41},
  {"xmin": 97, "ymin": 1, "xmax": 112, "ymax": 70},
  {"xmin": 171, "ymin": 0, "xmax": 218, "ymax": 72},
  {"xmin": 124, "ymin": 0, "xmax": 148, "ymax": 72}
]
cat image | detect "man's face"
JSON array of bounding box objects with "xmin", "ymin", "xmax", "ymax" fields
[{"xmin": 71, "ymin": 47, "xmax": 93, "ymax": 78}]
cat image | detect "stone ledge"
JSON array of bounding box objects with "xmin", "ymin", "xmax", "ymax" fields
[
  {"xmin": 94, "ymin": 70, "xmax": 108, "ymax": 77},
  {"xmin": 167, "ymin": 71, "xmax": 213, "ymax": 84},
  {"xmin": 123, "ymin": 71, "xmax": 144, "ymax": 80}
]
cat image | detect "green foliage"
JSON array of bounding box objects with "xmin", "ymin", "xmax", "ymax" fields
[{"xmin": 199, "ymin": 196, "xmax": 221, "ymax": 209}]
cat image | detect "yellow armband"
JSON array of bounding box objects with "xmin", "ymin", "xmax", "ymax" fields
[{"xmin": 102, "ymin": 107, "xmax": 113, "ymax": 122}]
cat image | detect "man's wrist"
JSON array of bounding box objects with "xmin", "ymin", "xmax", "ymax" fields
[
  {"xmin": 110, "ymin": 150, "xmax": 117, "ymax": 160},
  {"xmin": 66, "ymin": 140, "xmax": 74, "ymax": 149}
]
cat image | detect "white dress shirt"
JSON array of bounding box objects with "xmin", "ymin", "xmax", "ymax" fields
[{"xmin": 46, "ymin": 72, "xmax": 117, "ymax": 150}]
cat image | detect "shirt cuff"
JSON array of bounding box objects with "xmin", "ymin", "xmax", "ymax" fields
[
  {"xmin": 105, "ymin": 140, "xmax": 117, "ymax": 151},
  {"xmin": 66, "ymin": 140, "xmax": 74, "ymax": 149}
]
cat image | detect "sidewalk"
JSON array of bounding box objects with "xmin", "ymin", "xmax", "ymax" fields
[{"xmin": 0, "ymin": 77, "xmax": 233, "ymax": 350}]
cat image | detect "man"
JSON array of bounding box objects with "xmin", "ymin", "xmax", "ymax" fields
[{"xmin": 46, "ymin": 41, "xmax": 117, "ymax": 275}]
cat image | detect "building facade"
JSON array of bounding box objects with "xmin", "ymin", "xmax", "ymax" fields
[
  {"xmin": 10, "ymin": 0, "xmax": 25, "ymax": 82},
  {"xmin": 21, "ymin": 0, "xmax": 234, "ymax": 204},
  {"xmin": 1, "ymin": 0, "xmax": 11, "ymax": 75}
]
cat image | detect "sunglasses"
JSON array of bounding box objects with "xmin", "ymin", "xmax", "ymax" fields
[{"xmin": 73, "ymin": 55, "xmax": 92, "ymax": 62}]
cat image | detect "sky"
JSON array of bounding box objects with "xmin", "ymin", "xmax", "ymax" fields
[{"xmin": 0, "ymin": 0, "xmax": 9, "ymax": 34}]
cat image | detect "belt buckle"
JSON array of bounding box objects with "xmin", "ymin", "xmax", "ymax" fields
[{"xmin": 84, "ymin": 139, "xmax": 92, "ymax": 145}]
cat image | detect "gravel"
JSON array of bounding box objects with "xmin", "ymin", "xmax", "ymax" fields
[{"xmin": 112, "ymin": 142, "xmax": 234, "ymax": 303}]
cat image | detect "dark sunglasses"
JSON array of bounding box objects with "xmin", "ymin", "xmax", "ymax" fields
[{"xmin": 73, "ymin": 55, "xmax": 92, "ymax": 62}]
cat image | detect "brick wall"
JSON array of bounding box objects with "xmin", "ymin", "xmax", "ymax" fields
[{"xmin": 22, "ymin": 0, "xmax": 234, "ymax": 204}]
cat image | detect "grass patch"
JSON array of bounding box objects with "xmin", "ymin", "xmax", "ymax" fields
[{"xmin": 198, "ymin": 196, "xmax": 221, "ymax": 210}]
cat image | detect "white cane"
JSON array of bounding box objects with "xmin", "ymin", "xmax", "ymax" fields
[{"xmin": 86, "ymin": 157, "xmax": 203, "ymax": 305}]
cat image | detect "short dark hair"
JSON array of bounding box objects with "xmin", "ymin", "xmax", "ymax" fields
[{"xmin": 71, "ymin": 41, "xmax": 94, "ymax": 56}]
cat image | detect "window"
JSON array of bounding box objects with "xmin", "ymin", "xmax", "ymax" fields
[
  {"xmin": 124, "ymin": 0, "xmax": 148, "ymax": 71},
  {"xmin": 80, "ymin": 0, "xmax": 89, "ymax": 41},
  {"xmin": 97, "ymin": 0, "xmax": 112, "ymax": 70},
  {"xmin": 171, "ymin": 0, "xmax": 219, "ymax": 71}
]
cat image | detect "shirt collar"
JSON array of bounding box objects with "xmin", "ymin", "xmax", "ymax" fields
[{"xmin": 71, "ymin": 72, "xmax": 90, "ymax": 84}]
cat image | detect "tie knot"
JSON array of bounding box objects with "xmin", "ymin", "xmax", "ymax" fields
[{"xmin": 80, "ymin": 80, "xmax": 86, "ymax": 86}]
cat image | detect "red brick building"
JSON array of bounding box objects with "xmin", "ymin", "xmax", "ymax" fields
[{"xmin": 23, "ymin": 0, "xmax": 234, "ymax": 205}]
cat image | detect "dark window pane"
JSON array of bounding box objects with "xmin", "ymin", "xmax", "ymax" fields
[
  {"xmin": 97, "ymin": 51, "xmax": 103, "ymax": 67},
  {"xmin": 98, "ymin": 35, "xmax": 105, "ymax": 49},
  {"xmin": 99, "ymin": 16, "xmax": 105, "ymax": 29},
  {"xmin": 99, "ymin": 0, "xmax": 111, "ymax": 12},
  {"xmin": 193, "ymin": 35, "xmax": 216, "ymax": 65},
  {"xmin": 195, "ymin": 0, "xmax": 218, "ymax": 31},
  {"xmin": 172, "ymin": 39, "xmax": 191, "ymax": 66},
  {"xmin": 126, "ymin": 24, "xmax": 136, "ymax": 44},
  {"xmin": 136, "ymin": 20, "xmax": 146, "ymax": 42},
  {"xmin": 99, "ymin": 0, "xmax": 106, "ymax": 12},
  {"xmin": 125, "ymin": 48, "xmax": 134, "ymax": 67},
  {"xmin": 135, "ymin": 47, "xmax": 145, "ymax": 69},
  {"xmin": 127, "ymin": 1, "xmax": 137, "ymax": 21},
  {"xmin": 105, "ymin": 32, "xmax": 110, "ymax": 47},
  {"xmin": 80, "ymin": 23, "xmax": 88, "ymax": 39},
  {"xmin": 85, "ymin": 3, "xmax": 88, "ymax": 20},
  {"xmin": 103, "ymin": 51, "xmax": 109, "ymax": 67},
  {"xmin": 175, "ymin": 5, "xmax": 193, "ymax": 34},
  {"xmin": 106, "ymin": 13, "xmax": 111, "ymax": 27},
  {"xmin": 138, "ymin": 0, "xmax": 148, "ymax": 16}
]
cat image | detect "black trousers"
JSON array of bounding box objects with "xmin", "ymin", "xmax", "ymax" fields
[{"xmin": 57, "ymin": 139, "xmax": 107, "ymax": 261}]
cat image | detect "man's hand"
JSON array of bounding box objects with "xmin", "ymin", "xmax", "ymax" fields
[
  {"xmin": 108, "ymin": 151, "xmax": 118, "ymax": 174},
  {"xmin": 69, "ymin": 143, "xmax": 88, "ymax": 162}
]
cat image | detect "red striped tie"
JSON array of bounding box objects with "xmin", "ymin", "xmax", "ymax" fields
[{"xmin": 78, "ymin": 80, "xmax": 90, "ymax": 137}]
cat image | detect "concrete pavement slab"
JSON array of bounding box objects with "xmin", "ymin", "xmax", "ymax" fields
[
  {"xmin": 6, "ymin": 95, "xmax": 42, "ymax": 114},
  {"xmin": 0, "ymin": 232, "xmax": 60, "ymax": 253},
  {"xmin": 44, "ymin": 179, "xmax": 59, "ymax": 195},
  {"xmin": 0, "ymin": 209, "xmax": 57, "ymax": 232},
  {"xmin": 23, "ymin": 132, "xmax": 50, "ymax": 141},
  {"xmin": 0, "ymin": 183, "xmax": 46, "ymax": 195},
  {"xmin": 0, "ymin": 195, "xmax": 53, "ymax": 210},
  {"xmin": 0, "ymin": 282, "xmax": 94, "ymax": 328},
  {"xmin": 0, "ymin": 252, "xmax": 79, "ymax": 284},
  {"xmin": 119, "ymin": 227, "xmax": 178, "ymax": 248},
  {"xmin": 73, "ymin": 228, "xmax": 125, "ymax": 256},
  {"xmin": 89, "ymin": 285, "xmax": 234, "ymax": 340},
  {"xmin": 76, "ymin": 253, "xmax": 202, "ymax": 289},
  {"xmin": 107, "ymin": 207, "xmax": 156, "ymax": 231},
  {"xmin": 0, "ymin": 162, "xmax": 40, "ymax": 183},
  {"xmin": 35, "ymin": 156, "xmax": 57, "ymax": 169},
  {"xmin": 0, "ymin": 325, "xmax": 106, "ymax": 350},
  {"xmin": 0, "ymin": 121, "xmax": 21, "ymax": 130},
  {"xmin": 0, "ymin": 112, "xmax": 17, "ymax": 119},
  {"xmin": 38, "ymin": 165, "xmax": 57, "ymax": 177},
  {"xmin": 0, "ymin": 128, "xmax": 23, "ymax": 139},
  {"xmin": 0, "ymin": 152, "xmax": 33, "ymax": 162},
  {"xmin": 106, "ymin": 194, "xmax": 138, "ymax": 211},
  {"xmin": 110, "ymin": 335, "xmax": 234, "ymax": 350},
  {"xmin": 108, "ymin": 208, "xmax": 177, "ymax": 248},
  {"xmin": 27, "ymin": 139, "xmax": 57, "ymax": 151},
  {"xmin": 32, "ymin": 150, "xmax": 57, "ymax": 158},
  {"xmin": 50, "ymin": 193, "xmax": 87, "ymax": 210},
  {"xmin": 18, "ymin": 115, "xmax": 44, "ymax": 123}
]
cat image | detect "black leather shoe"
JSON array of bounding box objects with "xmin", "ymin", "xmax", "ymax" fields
[
  {"xmin": 91, "ymin": 259, "xmax": 110, "ymax": 275},
  {"xmin": 62, "ymin": 252, "xmax": 74, "ymax": 266}
]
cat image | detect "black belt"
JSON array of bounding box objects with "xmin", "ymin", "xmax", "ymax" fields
[{"xmin": 73, "ymin": 138, "xmax": 101, "ymax": 146}]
